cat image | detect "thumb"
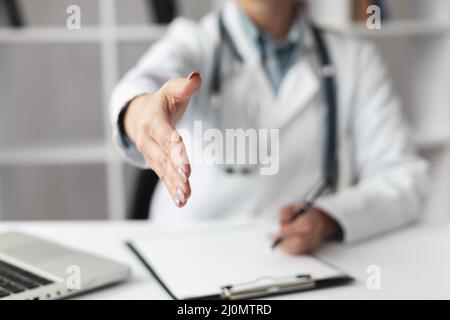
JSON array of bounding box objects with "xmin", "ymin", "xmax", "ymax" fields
[
  {"xmin": 279, "ymin": 203, "xmax": 302, "ymax": 225},
  {"xmin": 160, "ymin": 72, "xmax": 202, "ymax": 101}
]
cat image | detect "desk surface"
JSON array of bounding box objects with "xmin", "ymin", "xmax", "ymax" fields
[{"xmin": 0, "ymin": 221, "xmax": 449, "ymax": 300}]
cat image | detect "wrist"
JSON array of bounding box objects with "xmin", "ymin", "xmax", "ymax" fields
[
  {"xmin": 317, "ymin": 208, "xmax": 343, "ymax": 241},
  {"xmin": 123, "ymin": 94, "xmax": 150, "ymax": 143}
]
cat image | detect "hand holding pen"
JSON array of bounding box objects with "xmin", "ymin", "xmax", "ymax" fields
[{"xmin": 271, "ymin": 181, "xmax": 342, "ymax": 254}]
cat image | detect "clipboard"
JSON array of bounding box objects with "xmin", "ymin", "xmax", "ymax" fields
[{"xmin": 126, "ymin": 223, "xmax": 353, "ymax": 300}]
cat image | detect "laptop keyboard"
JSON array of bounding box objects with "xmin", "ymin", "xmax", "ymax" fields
[{"xmin": 0, "ymin": 259, "xmax": 53, "ymax": 298}]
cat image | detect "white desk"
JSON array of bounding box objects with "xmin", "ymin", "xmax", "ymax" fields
[{"xmin": 0, "ymin": 221, "xmax": 449, "ymax": 300}]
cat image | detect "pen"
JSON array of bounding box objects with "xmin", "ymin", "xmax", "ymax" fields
[{"xmin": 271, "ymin": 180, "xmax": 329, "ymax": 250}]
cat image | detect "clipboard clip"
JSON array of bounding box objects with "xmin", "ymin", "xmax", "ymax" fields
[{"xmin": 220, "ymin": 274, "xmax": 315, "ymax": 300}]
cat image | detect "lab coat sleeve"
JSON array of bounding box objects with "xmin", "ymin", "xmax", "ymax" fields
[
  {"xmin": 315, "ymin": 41, "xmax": 429, "ymax": 243},
  {"xmin": 109, "ymin": 18, "xmax": 205, "ymax": 168}
]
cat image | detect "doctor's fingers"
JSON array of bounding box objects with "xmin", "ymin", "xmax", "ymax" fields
[
  {"xmin": 279, "ymin": 203, "xmax": 302, "ymax": 225},
  {"xmin": 160, "ymin": 72, "xmax": 202, "ymax": 102},
  {"xmin": 137, "ymin": 136, "xmax": 191, "ymax": 207},
  {"xmin": 280, "ymin": 214, "xmax": 315, "ymax": 238},
  {"xmin": 147, "ymin": 118, "xmax": 191, "ymax": 178},
  {"xmin": 280, "ymin": 235, "xmax": 311, "ymax": 255}
]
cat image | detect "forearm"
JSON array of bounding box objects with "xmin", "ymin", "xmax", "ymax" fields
[{"xmin": 315, "ymin": 163, "xmax": 428, "ymax": 243}]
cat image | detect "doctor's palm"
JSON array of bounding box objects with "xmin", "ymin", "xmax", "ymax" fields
[{"xmin": 124, "ymin": 72, "xmax": 202, "ymax": 207}]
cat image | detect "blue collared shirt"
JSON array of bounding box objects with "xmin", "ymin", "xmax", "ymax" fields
[{"xmin": 237, "ymin": 7, "xmax": 303, "ymax": 93}]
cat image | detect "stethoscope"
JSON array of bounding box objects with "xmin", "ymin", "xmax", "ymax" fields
[{"xmin": 210, "ymin": 10, "xmax": 339, "ymax": 192}]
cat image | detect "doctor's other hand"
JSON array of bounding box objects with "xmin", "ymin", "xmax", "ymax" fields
[
  {"xmin": 123, "ymin": 72, "xmax": 202, "ymax": 208},
  {"xmin": 277, "ymin": 204, "xmax": 342, "ymax": 255}
]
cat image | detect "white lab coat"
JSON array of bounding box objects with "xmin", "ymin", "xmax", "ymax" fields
[{"xmin": 110, "ymin": 1, "xmax": 428, "ymax": 242}]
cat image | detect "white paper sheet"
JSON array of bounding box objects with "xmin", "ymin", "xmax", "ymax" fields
[{"xmin": 130, "ymin": 222, "xmax": 343, "ymax": 299}]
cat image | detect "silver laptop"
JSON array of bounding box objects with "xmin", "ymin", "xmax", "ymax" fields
[{"xmin": 0, "ymin": 232, "xmax": 130, "ymax": 300}]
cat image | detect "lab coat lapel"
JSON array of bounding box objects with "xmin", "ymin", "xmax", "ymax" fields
[
  {"xmin": 270, "ymin": 56, "xmax": 321, "ymax": 129},
  {"xmin": 269, "ymin": 21, "xmax": 321, "ymax": 129},
  {"xmin": 222, "ymin": 1, "xmax": 321, "ymax": 130},
  {"xmin": 222, "ymin": 1, "xmax": 276, "ymax": 106}
]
